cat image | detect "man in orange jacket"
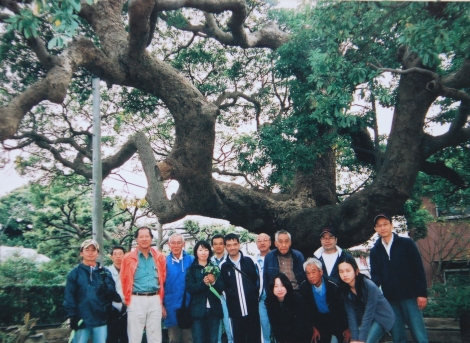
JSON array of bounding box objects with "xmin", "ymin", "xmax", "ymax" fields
[{"xmin": 121, "ymin": 227, "xmax": 167, "ymax": 343}]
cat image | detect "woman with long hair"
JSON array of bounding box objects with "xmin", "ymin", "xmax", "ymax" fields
[
  {"xmin": 265, "ymin": 273, "xmax": 311, "ymax": 343},
  {"xmin": 185, "ymin": 240, "xmax": 224, "ymax": 343},
  {"xmin": 338, "ymin": 255, "xmax": 395, "ymax": 343}
]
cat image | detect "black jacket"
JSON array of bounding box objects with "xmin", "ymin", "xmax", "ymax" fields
[
  {"xmin": 185, "ymin": 261, "xmax": 224, "ymax": 319},
  {"xmin": 370, "ymin": 233, "xmax": 428, "ymax": 301},
  {"xmin": 299, "ymin": 276, "xmax": 348, "ymax": 335},
  {"xmin": 313, "ymin": 247, "xmax": 352, "ymax": 283},
  {"xmin": 221, "ymin": 251, "xmax": 259, "ymax": 318},
  {"xmin": 265, "ymin": 292, "xmax": 311, "ymax": 343}
]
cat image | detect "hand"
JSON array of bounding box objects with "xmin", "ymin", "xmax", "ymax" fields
[
  {"xmin": 162, "ymin": 305, "xmax": 167, "ymax": 318},
  {"xmin": 350, "ymin": 341, "xmax": 364, "ymax": 343},
  {"xmin": 417, "ymin": 296, "xmax": 428, "ymax": 310},
  {"xmin": 311, "ymin": 327, "xmax": 320, "ymax": 343},
  {"xmin": 343, "ymin": 328, "xmax": 351, "ymax": 343},
  {"xmin": 206, "ymin": 273, "xmax": 216, "ymax": 284}
]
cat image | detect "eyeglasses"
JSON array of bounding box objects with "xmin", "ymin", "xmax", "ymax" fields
[
  {"xmin": 257, "ymin": 238, "xmax": 270, "ymax": 242},
  {"xmin": 321, "ymin": 236, "xmax": 335, "ymax": 241},
  {"xmin": 375, "ymin": 224, "xmax": 390, "ymax": 229}
]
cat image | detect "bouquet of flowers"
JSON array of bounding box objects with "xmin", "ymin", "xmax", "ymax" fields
[{"xmin": 204, "ymin": 264, "xmax": 221, "ymax": 299}]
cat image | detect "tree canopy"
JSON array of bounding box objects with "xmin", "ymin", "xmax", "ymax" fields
[{"xmin": 1, "ymin": 0, "xmax": 469, "ymax": 255}]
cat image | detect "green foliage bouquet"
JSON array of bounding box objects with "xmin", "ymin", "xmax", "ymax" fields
[{"xmin": 203, "ymin": 264, "xmax": 221, "ymax": 300}]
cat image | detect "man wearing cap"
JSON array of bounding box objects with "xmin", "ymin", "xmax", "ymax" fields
[
  {"xmin": 64, "ymin": 239, "xmax": 121, "ymax": 343},
  {"xmin": 121, "ymin": 227, "xmax": 167, "ymax": 343},
  {"xmin": 313, "ymin": 227, "xmax": 352, "ymax": 283},
  {"xmin": 370, "ymin": 214, "xmax": 429, "ymax": 343},
  {"xmin": 264, "ymin": 230, "xmax": 306, "ymax": 291}
]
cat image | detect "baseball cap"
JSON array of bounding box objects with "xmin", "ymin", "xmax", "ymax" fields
[
  {"xmin": 374, "ymin": 213, "xmax": 392, "ymax": 225},
  {"xmin": 80, "ymin": 239, "xmax": 99, "ymax": 250},
  {"xmin": 320, "ymin": 227, "xmax": 337, "ymax": 237}
]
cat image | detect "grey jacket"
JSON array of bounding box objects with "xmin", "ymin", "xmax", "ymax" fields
[{"xmin": 343, "ymin": 276, "xmax": 395, "ymax": 342}]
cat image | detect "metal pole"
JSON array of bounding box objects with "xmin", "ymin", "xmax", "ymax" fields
[{"xmin": 92, "ymin": 77, "xmax": 103, "ymax": 260}]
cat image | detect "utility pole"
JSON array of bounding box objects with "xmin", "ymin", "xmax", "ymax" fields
[{"xmin": 92, "ymin": 77, "xmax": 103, "ymax": 259}]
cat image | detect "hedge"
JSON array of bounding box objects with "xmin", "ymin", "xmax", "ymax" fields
[{"xmin": 0, "ymin": 285, "xmax": 66, "ymax": 326}]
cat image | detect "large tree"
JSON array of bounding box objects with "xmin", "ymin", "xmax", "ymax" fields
[{"xmin": 1, "ymin": 0, "xmax": 469, "ymax": 255}]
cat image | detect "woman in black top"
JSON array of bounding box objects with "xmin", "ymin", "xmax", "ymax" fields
[
  {"xmin": 265, "ymin": 273, "xmax": 311, "ymax": 343},
  {"xmin": 185, "ymin": 240, "xmax": 224, "ymax": 343}
]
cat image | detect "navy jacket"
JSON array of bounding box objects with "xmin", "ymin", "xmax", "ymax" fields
[
  {"xmin": 221, "ymin": 251, "xmax": 259, "ymax": 318},
  {"xmin": 186, "ymin": 261, "xmax": 224, "ymax": 319},
  {"xmin": 63, "ymin": 263, "xmax": 119, "ymax": 328},
  {"xmin": 299, "ymin": 276, "xmax": 348, "ymax": 335},
  {"xmin": 263, "ymin": 248, "xmax": 306, "ymax": 291},
  {"xmin": 370, "ymin": 234, "xmax": 428, "ymax": 301},
  {"xmin": 343, "ymin": 276, "xmax": 395, "ymax": 342}
]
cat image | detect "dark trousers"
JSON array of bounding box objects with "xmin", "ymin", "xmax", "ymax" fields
[
  {"xmin": 107, "ymin": 312, "xmax": 128, "ymax": 343},
  {"xmin": 191, "ymin": 309, "xmax": 220, "ymax": 343},
  {"xmin": 316, "ymin": 313, "xmax": 342, "ymax": 343},
  {"xmin": 231, "ymin": 311, "xmax": 261, "ymax": 343}
]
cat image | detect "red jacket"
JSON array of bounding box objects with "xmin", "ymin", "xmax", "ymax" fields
[{"xmin": 121, "ymin": 247, "xmax": 166, "ymax": 305}]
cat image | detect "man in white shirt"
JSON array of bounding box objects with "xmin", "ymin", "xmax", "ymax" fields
[{"xmin": 313, "ymin": 227, "xmax": 351, "ymax": 283}]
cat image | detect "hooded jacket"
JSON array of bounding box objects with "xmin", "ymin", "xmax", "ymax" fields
[
  {"xmin": 120, "ymin": 247, "xmax": 166, "ymax": 305},
  {"xmin": 163, "ymin": 251, "xmax": 194, "ymax": 327},
  {"xmin": 63, "ymin": 262, "xmax": 119, "ymax": 328}
]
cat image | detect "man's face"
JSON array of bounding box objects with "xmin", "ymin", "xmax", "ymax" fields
[
  {"xmin": 305, "ymin": 264, "xmax": 323, "ymax": 287},
  {"xmin": 110, "ymin": 249, "xmax": 124, "ymax": 268},
  {"xmin": 169, "ymin": 235, "xmax": 184, "ymax": 257},
  {"xmin": 80, "ymin": 245, "xmax": 98, "ymax": 265},
  {"xmin": 225, "ymin": 239, "xmax": 240, "ymax": 258},
  {"xmin": 275, "ymin": 233, "xmax": 291, "ymax": 255},
  {"xmin": 212, "ymin": 238, "xmax": 225, "ymax": 255},
  {"xmin": 136, "ymin": 229, "xmax": 153, "ymax": 250},
  {"xmin": 256, "ymin": 234, "xmax": 271, "ymax": 254},
  {"xmin": 320, "ymin": 233, "xmax": 337, "ymax": 251},
  {"xmin": 374, "ymin": 217, "xmax": 393, "ymax": 240}
]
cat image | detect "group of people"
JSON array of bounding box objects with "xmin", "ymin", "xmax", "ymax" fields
[{"xmin": 64, "ymin": 213, "xmax": 429, "ymax": 343}]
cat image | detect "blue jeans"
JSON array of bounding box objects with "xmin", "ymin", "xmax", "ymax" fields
[
  {"xmin": 258, "ymin": 293, "xmax": 271, "ymax": 343},
  {"xmin": 74, "ymin": 325, "xmax": 107, "ymax": 343},
  {"xmin": 365, "ymin": 321, "xmax": 387, "ymax": 343},
  {"xmin": 192, "ymin": 309, "xmax": 220, "ymax": 343},
  {"xmin": 218, "ymin": 298, "xmax": 233, "ymax": 343},
  {"xmin": 390, "ymin": 298, "xmax": 428, "ymax": 343}
]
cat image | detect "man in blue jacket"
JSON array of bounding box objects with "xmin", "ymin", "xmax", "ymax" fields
[
  {"xmin": 163, "ymin": 233, "xmax": 194, "ymax": 343},
  {"xmin": 263, "ymin": 230, "xmax": 305, "ymax": 291},
  {"xmin": 370, "ymin": 214, "xmax": 429, "ymax": 343},
  {"xmin": 64, "ymin": 239, "xmax": 120, "ymax": 343}
]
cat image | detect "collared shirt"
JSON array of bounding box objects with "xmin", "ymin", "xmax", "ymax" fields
[
  {"xmin": 381, "ymin": 234, "xmax": 394, "ymax": 259},
  {"xmin": 211, "ymin": 254, "xmax": 226, "ymax": 267},
  {"xmin": 256, "ymin": 254, "xmax": 266, "ymax": 299},
  {"xmin": 312, "ymin": 280, "xmax": 329, "ymax": 314},
  {"xmin": 278, "ymin": 252, "xmax": 298, "ymax": 289},
  {"xmin": 133, "ymin": 250, "xmax": 159, "ymax": 293}
]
